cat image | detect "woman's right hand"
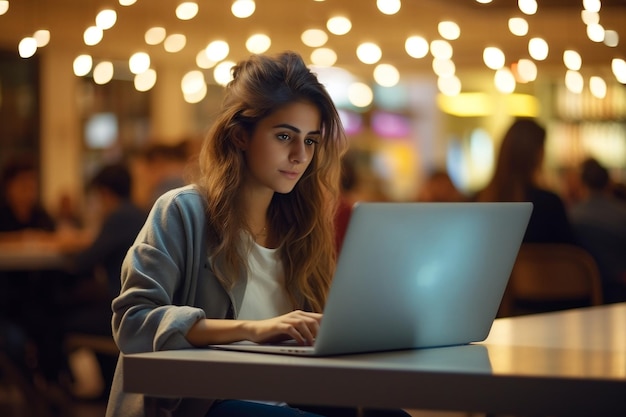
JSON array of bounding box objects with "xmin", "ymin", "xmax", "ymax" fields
[
  {"xmin": 243, "ymin": 310, "xmax": 322, "ymax": 346},
  {"xmin": 186, "ymin": 310, "xmax": 323, "ymax": 347}
]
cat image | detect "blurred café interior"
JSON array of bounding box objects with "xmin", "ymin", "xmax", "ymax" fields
[{"xmin": 1, "ymin": 0, "xmax": 626, "ymax": 415}]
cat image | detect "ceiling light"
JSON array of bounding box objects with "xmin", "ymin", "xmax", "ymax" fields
[
  {"xmin": 310, "ymin": 48, "xmax": 337, "ymax": 66},
  {"xmin": 373, "ymin": 63, "xmax": 400, "ymax": 87},
  {"xmin": 135, "ymin": 69, "xmax": 157, "ymax": 92},
  {"xmin": 84, "ymin": 26, "xmax": 103, "ymax": 46},
  {"xmin": 376, "ymin": 0, "xmax": 401, "ymax": 15},
  {"xmin": 583, "ymin": 0, "xmax": 601, "ymax": 13},
  {"xmin": 348, "ymin": 82, "xmax": 373, "ymax": 108},
  {"xmin": 129, "ymin": 52, "xmax": 151, "ymax": 74},
  {"xmin": 184, "ymin": 83, "xmax": 207, "ymax": 103},
  {"xmin": 586, "ymin": 23, "xmax": 605, "ymax": 42},
  {"xmin": 483, "ymin": 47, "xmax": 505, "ymax": 70},
  {"xmin": 430, "ymin": 40, "xmax": 453, "ymax": 60},
  {"xmin": 565, "ymin": 70, "xmax": 584, "ymax": 94},
  {"xmin": 494, "ymin": 68, "xmax": 516, "ymax": 93},
  {"xmin": 0, "ymin": 1, "xmax": 8, "ymax": 15},
  {"xmin": 611, "ymin": 58, "xmax": 626, "ymax": 83},
  {"xmin": 528, "ymin": 37, "xmax": 548, "ymax": 60},
  {"xmin": 18, "ymin": 37, "xmax": 37, "ymax": 58},
  {"xmin": 176, "ymin": 2, "xmax": 199, "ymax": 20},
  {"xmin": 563, "ymin": 50, "xmax": 582, "ymax": 71},
  {"xmin": 181, "ymin": 70, "xmax": 205, "ymax": 95},
  {"xmin": 301, "ymin": 29, "xmax": 328, "ymax": 48},
  {"xmin": 231, "ymin": 0, "xmax": 255, "ymax": 18},
  {"xmin": 508, "ymin": 17, "xmax": 528, "ymax": 36},
  {"xmin": 164, "ymin": 34, "xmax": 186, "ymax": 53},
  {"xmin": 589, "ymin": 76, "xmax": 607, "ymax": 99},
  {"xmin": 196, "ymin": 50, "xmax": 217, "ymax": 69},
  {"xmin": 603, "ymin": 30, "xmax": 619, "ymax": 47},
  {"xmin": 96, "ymin": 9, "xmax": 117, "ymax": 30},
  {"xmin": 438, "ymin": 21, "xmax": 460, "ymax": 41},
  {"xmin": 246, "ymin": 33, "xmax": 271, "ymax": 54},
  {"xmin": 516, "ymin": 59, "xmax": 537, "ymax": 82},
  {"xmin": 437, "ymin": 76, "xmax": 462, "ymax": 97},
  {"xmin": 432, "ymin": 58, "xmax": 456, "ymax": 78},
  {"xmin": 93, "ymin": 61, "xmax": 114, "ymax": 85},
  {"xmin": 327, "ymin": 16, "xmax": 352, "ymax": 35},
  {"xmin": 73, "ymin": 54, "xmax": 93, "ymax": 76},
  {"xmin": 356, "ymin": 42, "xmax": 382, "ymax": 64},
  {"xmin": 119, "ymin": 0, "xmax": 137, "ymax": 5},
  {"xmin": 518, "ymin": 0, "xmax": 537, "ymax": 15},
  {"xmin": 205, "ymin": 40, "xmax": 229, "ymax": 61},
  {"xmin": 405, "ymin": 36, "xmax": 429, "ymax": 59},
  {"xmin": 145, "ymin": 27, "xmax": 167, "ymax": 45},
  {"xmin": 33, "ymin": 30, "xmax": 50, "ymax": 47},
  {"xmin": 214, "ymin": 60, "xmax": 236, "ymax": 86}
]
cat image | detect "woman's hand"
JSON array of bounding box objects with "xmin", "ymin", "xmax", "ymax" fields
[
  {"xmin": 244, "ymin": 310, "xmax": 322, "ymax": 346},
  {"xmin": 186, "ymin": 310, "xmax": 323, "ymax": 347}
]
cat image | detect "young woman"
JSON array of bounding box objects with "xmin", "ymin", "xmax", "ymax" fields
[{"xmin": 105, "ymin": 52, "xmax": 410, "ymax": 417}]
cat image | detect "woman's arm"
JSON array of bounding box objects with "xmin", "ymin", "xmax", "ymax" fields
[{"xmin": 186, "ymin": 310, "xmax": 322, "ymax": 346}]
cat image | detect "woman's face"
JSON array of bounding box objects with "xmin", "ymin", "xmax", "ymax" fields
[{"xmin": 242, "ymin": 100, "xmax": 321, "ymax": 195}]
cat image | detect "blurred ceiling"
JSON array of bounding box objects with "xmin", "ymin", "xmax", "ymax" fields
[{"xmin": 0, "ymin": 0, "xmax": 625, "ymax": 83}]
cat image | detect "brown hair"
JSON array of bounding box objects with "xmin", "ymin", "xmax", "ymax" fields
[
  {"xmin": 196, "ymin": 51, "xmax": 348, "ymax": 312},
  {"xmin": 478, "ymin": 118, "xmax": 546, "ymax": 202}
]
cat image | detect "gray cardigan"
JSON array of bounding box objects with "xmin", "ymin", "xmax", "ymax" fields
[{"xmin": 106, "ymin": 185, "xmax": 248, "ymax": 417}]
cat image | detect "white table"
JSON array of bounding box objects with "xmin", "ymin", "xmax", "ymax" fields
[{"xmin": 123, "ymin": 303, "xmax": 626, "ymax": 416}]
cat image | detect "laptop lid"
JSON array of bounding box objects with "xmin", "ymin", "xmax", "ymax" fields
[{"xmin": 211, "ymin": 201, "xmax": 532, "ymax": 356}]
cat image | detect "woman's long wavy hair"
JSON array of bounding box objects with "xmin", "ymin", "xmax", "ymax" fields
[
  {"xmin": 196, "ymin": 51, "xmax": 348, "ymax": 313},
  {"xmin": 477, "ymin": 118, "xmax": 546, "ymax": 203}
]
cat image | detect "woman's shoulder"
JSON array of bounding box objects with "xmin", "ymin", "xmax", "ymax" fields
[{"xmin": 151, "ymin": 184, "xmax": 207, "ymax": 218}]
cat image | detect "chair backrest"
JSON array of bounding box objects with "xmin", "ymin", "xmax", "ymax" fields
[{"xmin": 508, "ymin": 243, "xmax": 603, "ymax": 306}]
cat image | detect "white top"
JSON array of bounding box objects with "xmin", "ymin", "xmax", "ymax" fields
[{"xmin": 238, "ymin": 240, "xmax": 291, "ymax": 320}]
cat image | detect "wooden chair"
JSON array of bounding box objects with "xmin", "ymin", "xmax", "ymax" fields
[{"xmin": 499, "ymin": 243, "xmax": 603, "ymax": 317}]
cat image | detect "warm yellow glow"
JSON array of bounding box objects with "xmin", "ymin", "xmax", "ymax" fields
[
  {"xmin": 83, "ymin": 26, "xmax": 103, "ymax": 46},
  {"xmin": 205, "ymin": 40, "xmax": 229, "ymax": 61},
  {"xmin": 405, "ymin": 36, "xmax": 429, "ymax": 59},
  {"xmin": 483, "ymin": 46, "xmax": 505, "ymax": 70},
  {"xmin": 33, "ymin": 30, "xmax": 50, "ymax": 47},
  {"xmin": 604, "ymin": 30, "xmax": 619, "ymax": 47},
  {"xmin": 96, "ymin": 9, "xmax": 117, "ymax": 30},
  {"xmin": 356, "ymin": 42, "xmax": 382, "ymax": 64},
  {"xmin": 505, "ymin": 93, "xmax": 539, "ymax": 117},
  {"xmin": 326, "ymin": 16, "xmax": 352, "ymax": 35},
  {"xmin": 430, "ymin": 40, "xmax": 452, "ymax": 59},
  {"xmin": 508, "ymin": 17, "xmax": 528, "ymax": 36},
  {"xmin": 246, "ymin": 34, "xmax": 271, "ymax": 54},
  {"xmin": 145, "ymin": 27, "xmax": 166, "ymax": 45},
  {"xmin": 164, "ymin": 34, "xmax": 186, "ymax": 53},
  {"xmin": 518, "ymin": 0, "xmax": 537, "ymax": 15},
  {"xmin": 213, "ymin": 61, "xmax": 236, "ymax": 86},
  {"xmin": 129, "ymin": 52, "xmax": 150, "ymax": 74},
  {"xmin": 373, "ymin": 63, "xmax": 400, "ymax": 87},
  {"xmin": 563, "ymin": 50, "xmax": 582, "ymax": 71},
  {"xmin": 0, "ymin": 1, "xmax": 9, "ymax": 15},
  {"xmin": 528, "ymin": 37, "xmax": 548, "ymax": 60},
  {"xmin": 93, "ymin": 61, "xmax": 114, "ymax": 84},
  {"xmin": 376, "ymin": 0, "xmax": 401, "ymax": 15},
  {"xmin": 438, "ymin": 21, "xmax": 460, "ymax": 40},
  {"xmin": 310, "ymin": 48, "xmax": 337, "ymax": 66},
  {"xmin": 437, "ymin": 93, "xmax": 493, "ymax": 116},
  {"xmin": 176, "ymin": 2, "xmax": 199, "ymax": 20},
  {"xmin": 589, "ymin": 76, "xmax": 607, "ymax": 99},
  {"xmin": 73, "ymin": 54, "xmax": 93, "ymax": 76},
  {"xmin": 437, "ymin": 92, "xmax": 539, "ymax": 117},
  {"xmin": 587, "ymin": 23, "xmax": 605, "ymax": 42},
  {"xmin": 301, "ymin": 29, "xmax": 328, "ymax": 47},
  {"xmin": 231, "ymin": 0, "xmax": 255, "ymax": 18},
  {"xmin": 18, "ymin": 37, "xmax": 37, "ymax": 58},
  {"xmin": 134, "ymin": 69, "xmax": 157, "ymax": 92},
  {"xmin": 348, "ymin": 82, "xmax": 373, "ymax": 107},
  {"xmin": 437, "ymin": 76, "xmax": 462, "ymax": 96}
]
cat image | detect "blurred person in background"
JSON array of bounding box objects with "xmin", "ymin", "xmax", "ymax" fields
[
  {"xmin": 0, "ymin": 155, "xmax": 56, "ymax": 235},
  {"xmin": 416, "ymin": 169, "xmax": 467, "ymax": 203},
  {"xmin": 569, "ymin": 157, "xmax": 626, "ymax": 303},
  {"xmin": 476, "ymin": 118, "xmax": 576, "ymax": 244},
  {"xmin": 61, "ymin": 161, "xmax": 147, "ymax": 399},
  {"xmin": 140, "ymin": 140, "xmax": 191, "ymax": 207}
]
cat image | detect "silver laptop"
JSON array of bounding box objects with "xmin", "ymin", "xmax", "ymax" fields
[{"xmin": 210, "ymin": 201, "xmax": 532, "ymax": 356}]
